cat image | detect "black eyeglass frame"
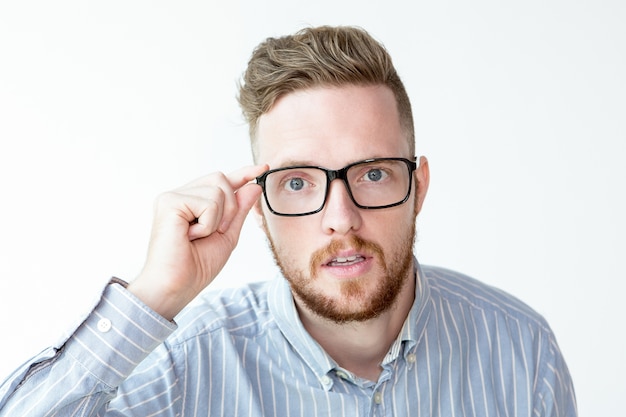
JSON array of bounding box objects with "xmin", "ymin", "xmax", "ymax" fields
[{"xmin": 255, "ymin": 157, "xmax": 418, "ymax": 217}]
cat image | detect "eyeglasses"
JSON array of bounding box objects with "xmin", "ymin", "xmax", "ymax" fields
[{"xmin": 255, "ymin": 157, "xmax": 417, "ymax": 216}]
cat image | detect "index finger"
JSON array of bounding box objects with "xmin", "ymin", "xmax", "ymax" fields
[{"xmin": 225, "ymin": 164, "xmax": 269, "ymax": 191}]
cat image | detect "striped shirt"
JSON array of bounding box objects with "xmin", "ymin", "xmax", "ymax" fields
[{"xmin": 0, "ymin": 262, "xmax": 577, "ymax": 416}]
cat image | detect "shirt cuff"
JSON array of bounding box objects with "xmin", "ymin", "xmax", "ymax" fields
[{"xmin": 63, "ymin": 282, "xmax": 177, "ymax": 387}]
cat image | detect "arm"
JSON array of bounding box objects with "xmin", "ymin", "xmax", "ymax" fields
[
  {"xmin": 0, "ymin": 282, "xmax": 176, "ymax": 416},
  {"xmin": 0, "ymin": 165, "xmax": 267, "ymax": 415},
  {"xmin": 532, "ymin": 330, "xmax": 578, "ymax": 417}
]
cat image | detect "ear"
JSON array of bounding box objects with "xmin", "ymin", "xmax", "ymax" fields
[{"xmin": 414, "ymin": 156, "xmax": 430, "ymax": 215}]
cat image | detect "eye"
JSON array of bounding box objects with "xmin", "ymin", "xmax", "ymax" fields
[
  {"xmin": 269, "ymin": 168, "xmax": 322, "ymax": 196},
  {"xmin": 362, "ymin": 168, "xmax": 388, "ymax": 182},
  {"xmin": 285, "ymin": 177, "xmax": 307, "ymax": 191}
]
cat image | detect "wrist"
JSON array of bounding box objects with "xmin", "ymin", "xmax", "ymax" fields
[{"xmin": 126, "ymin": 277, "xmax": 188, "ymax": 321}]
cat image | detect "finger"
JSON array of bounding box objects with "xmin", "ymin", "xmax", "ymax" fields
[
  {"xmin": 187, "ymin": 188, "xmax": 227, "ymax": 240},
  {"xmin": 180, "ymin": 164, "xmax": 267, "ymax": 192},
  {"xmin": 217, "ymin": 164, "xmax": 268, "ymax": 233},
  {"xmin": 220, "ymin": 182, "xmax": 263, "ymax": 240},
  {"xmin": 170, "ymin": 165, "xmax": 267, "ymax": 238},
  {"xmin": 224, "ymin": 164, "xmax": 269, "ymax": 191}
]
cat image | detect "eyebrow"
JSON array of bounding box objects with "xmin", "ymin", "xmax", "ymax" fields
[
  {"xmin": 274, "ymin": 159, "xmax": 319, "ymax": 169},
  {"xmin": 273, "ymin": 155, "xmax": 397, "ymax": 170}
]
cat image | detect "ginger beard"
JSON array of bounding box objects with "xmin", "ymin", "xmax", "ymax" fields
[{"xmin": 263, "ymin": 218, "xmax": 416, "ymax": 324}]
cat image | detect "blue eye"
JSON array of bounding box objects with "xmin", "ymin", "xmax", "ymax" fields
[
  {"xmin": 287, "ymin": 178, "xmax": 305, "ymax": 191},
  {"xmin": 365, "ymin": 169, "xmax": 385, "ymax": 182}
]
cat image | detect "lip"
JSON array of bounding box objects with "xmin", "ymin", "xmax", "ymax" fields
[
  {"xmin": 322, "ymin": 250, "xmax": 367, "ymax": 265},
  {"xmin": 320, "ymin": 251, "xmax": 374, "ymax": 279}
]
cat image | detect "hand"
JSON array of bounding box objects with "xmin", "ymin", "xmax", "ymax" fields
[{"xmin": 127, "ymin": 165, "xmax": 267, "ymax": 320}]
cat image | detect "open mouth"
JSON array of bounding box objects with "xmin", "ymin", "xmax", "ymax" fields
[{"xmin": 326, "ymin": 254, "xmax": 366, "ymax": 267}]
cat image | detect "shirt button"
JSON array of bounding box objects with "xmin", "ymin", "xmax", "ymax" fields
[
  {"xmin": 373, "ymin": 391, "xmax": 382, "ymax": 404},
  {"xmin": 407, "ymin": 354, "xmax": 416, "ymax": 364},
  {"xmin": 335, "ymin": 370, "xmax": 348, "ymax": 379},
  {"xmin": 321, "ymin": 376, "xmax": 332, "ymax": 386},
  {"xmin": 97, "ymin": 318, "xmax": 112, "ymax": 333}
]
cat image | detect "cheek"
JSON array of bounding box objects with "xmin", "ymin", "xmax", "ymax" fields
[
  {"xmin": 263, "ymin": 215, "xmax": 316, "ymax": 258},
  {"xmin": 371, "ymin": 205, "xmax": 416, "ymax": 233}
]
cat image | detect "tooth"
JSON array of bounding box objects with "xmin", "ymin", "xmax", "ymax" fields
[{"xmin": 335, "ymin": 257, "xmax": 347, "ymax": 263}]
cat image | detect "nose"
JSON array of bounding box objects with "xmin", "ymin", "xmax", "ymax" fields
[{"xmin": 320, "ymin": 179, "xmax": 362, "ymax": 235}]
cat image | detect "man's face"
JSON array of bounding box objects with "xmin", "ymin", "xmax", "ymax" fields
[{"xmin": 254, "ymin": 85, "xmax": 429, "ymax": 323}]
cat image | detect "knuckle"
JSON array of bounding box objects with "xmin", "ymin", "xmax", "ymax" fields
[
  {"xmin": 207, "ymin": 186, "xmax": 226, "ymax": 206},
  {"xmin": 153, "ymin": 191, "xmax": 178, "ymax": 210}
]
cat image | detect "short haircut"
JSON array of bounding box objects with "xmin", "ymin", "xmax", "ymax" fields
[{"xmin": 238, "ymin": 25, "xmax": 415, "ymax": 160}]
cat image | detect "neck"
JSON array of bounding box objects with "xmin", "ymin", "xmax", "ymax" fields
[{"xmin": 295, "ymin": 271, "xmax": 415, "ymax": 382}]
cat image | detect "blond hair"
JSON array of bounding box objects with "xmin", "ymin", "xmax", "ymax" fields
[{"xmin": 238, "ymin": 26, "xmax": 415, "ymax": 160}]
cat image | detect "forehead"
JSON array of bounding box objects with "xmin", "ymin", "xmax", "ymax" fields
[{"xmin": 255, "ymin": 85, "xmax": 410, "ymax": 168}]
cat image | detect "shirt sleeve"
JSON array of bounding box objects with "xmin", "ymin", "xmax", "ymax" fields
[
  {"xmin": 532, "ymin": 329, "xmax": 578, "ymax": 417},
  {"xmin": 0, "ymin": 281, "xmax": 177, "ymax": 416}
]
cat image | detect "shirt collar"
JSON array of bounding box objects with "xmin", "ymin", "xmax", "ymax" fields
[
  {"xmin": 384, "ymin": 259, "xmax": 432, "ymax": 363},
  {"xmin": 267, "ymin": 257, "xmax": 432, "ymax": 388},
  {"xmin": 268, "ymin": 276, "xmax": 337, "ymax": 387}
]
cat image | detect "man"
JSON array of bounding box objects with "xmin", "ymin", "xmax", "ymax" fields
[{"xmin": 0, "ymin": 26, "xmax": 576, "ymax": 416}]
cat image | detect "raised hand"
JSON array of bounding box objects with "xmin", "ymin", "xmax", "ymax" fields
[{"xmin": 127, "ymin": 165, "xmax": 267, "ymax": 320}]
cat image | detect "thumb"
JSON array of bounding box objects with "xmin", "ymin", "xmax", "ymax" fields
[
  {"xmin": 220, "ymin": 182, "xmax": 263, "ymax": 239},
  {"xmin": 238, "ymin": 182, "xmax": 264, "ymax": 212}
]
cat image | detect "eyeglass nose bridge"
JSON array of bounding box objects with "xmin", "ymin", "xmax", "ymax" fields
[{"xmin": 322, "ymin": 165, "xmax": 359, "ymax": 208}]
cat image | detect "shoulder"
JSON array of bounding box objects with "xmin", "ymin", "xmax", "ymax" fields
[
  {"xmin": 167, "ymin": 280, "xmax": 275, "ymax": 345},
  {"xmin": 420, "ymin": 264, "xmax": 550, "ymax": 331}
]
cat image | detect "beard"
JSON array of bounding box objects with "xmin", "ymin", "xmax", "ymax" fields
[{"xmin": 264, "ymin": 220, "xmax": 416, "ymax": 324}]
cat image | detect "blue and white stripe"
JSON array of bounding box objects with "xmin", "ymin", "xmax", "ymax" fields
[{"xmin": 0, "ymin": 262, "xmax": 577, "ymax": 416}]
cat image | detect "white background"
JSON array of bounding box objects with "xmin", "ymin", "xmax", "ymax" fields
[{"xmin": 1, "ymin": 1, "xmax": 624, "ymax": 415}]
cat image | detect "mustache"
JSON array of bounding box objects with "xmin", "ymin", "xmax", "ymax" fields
[{"xmin": 309, "ymin": 235, "xmax": 386, "ymax": 276}]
